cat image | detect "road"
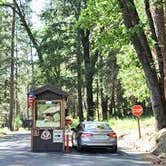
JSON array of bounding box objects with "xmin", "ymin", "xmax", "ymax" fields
[{"xmin": 0, "ymin": 132, "xmax": 151, "ymax": 166}]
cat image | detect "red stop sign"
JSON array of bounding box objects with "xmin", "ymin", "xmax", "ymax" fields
[{"xmin": 131, "ymin": 105, "xmax": 143, "ymax": 117}]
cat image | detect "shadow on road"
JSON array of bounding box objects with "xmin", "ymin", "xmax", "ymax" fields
[{"xmin": 0, "ymin": 132, "xmax": 151, "ymax": 166}]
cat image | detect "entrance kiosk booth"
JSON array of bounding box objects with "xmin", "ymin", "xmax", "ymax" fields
[{"xmin": 29, "ymin": 85, "xmax": 68, "ymax": 152}]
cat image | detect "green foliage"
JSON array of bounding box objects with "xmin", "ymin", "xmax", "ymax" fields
[
  {"xmin": 0, "ymin": 1, "xmax": 36, "ymax": 129},
  {"xmin": 14, "ymin": 115, "xmax": 22, "ymax": 130},
  {"xmin": 77, "ymin": 0, "xmax": 126, "ymax": 51},
  {"xmin": 109, "ymin": 116, "xmax": 155, "ymax": 132},
  {"xmin": 0, "ymin": 0, "xmax": 6, "ymax": 3},
  {"xmin": 36, "ymin": 1, "xmax": 78, "ymax": 88},
  {"xmin": 0, "ymin": 0, "xmax": 154, "ymax": 125},
  {"xmin": 117, "ymin": 45, "xmax": 150, "ymax": 102}
]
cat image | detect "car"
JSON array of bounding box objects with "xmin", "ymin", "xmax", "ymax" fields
[{"xmin": 71, "ymin": 121, "xmax": 117, "ymax": 152}]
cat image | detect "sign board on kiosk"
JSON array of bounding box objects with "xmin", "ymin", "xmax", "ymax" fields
[
  {"xmin": 28, "ymin": 85, "xmax": 68, "ymax": 152},
  {"xmin": 131, "ymin": 104, "xmax": 143, "ymax": 139},
  {"xmin": 53, "ymin": 130, "xmax": 63, "ymax": 143}
]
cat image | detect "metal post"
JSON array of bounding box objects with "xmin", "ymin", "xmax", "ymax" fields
[{"xmin": 137, "ymin": 117, "xmax": 141, "ymax": 139}]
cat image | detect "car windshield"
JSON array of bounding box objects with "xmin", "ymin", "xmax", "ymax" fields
[{"xmin": 84, "ymin": 123, "xmax": 111, "ymax": 131}]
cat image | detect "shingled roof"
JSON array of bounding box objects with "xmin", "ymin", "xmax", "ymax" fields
[{"xmin": 32, "ymin": 84, "xmax": 68, "ymax": 98}]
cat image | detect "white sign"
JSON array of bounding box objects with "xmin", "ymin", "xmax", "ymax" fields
[{"xmin": 53, "ymin": 130, "xmax": 63, "ymax": 143}]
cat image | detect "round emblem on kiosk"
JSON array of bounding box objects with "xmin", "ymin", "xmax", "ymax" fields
[{"xmin": 41, "ymin": 130, "xmax": 51, "ymax": 140}]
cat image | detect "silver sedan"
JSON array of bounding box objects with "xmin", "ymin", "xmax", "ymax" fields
[{"xmin": 72, "ymin": 121, "xmax": 117, "ymax": 152}]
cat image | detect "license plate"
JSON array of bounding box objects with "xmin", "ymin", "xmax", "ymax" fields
[{"xmin": 93, "ymin": 135, "xmax": 106, "ymax": 139}]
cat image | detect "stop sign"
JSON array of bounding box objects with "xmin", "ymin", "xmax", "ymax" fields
[{"xmin": 131, "ymin": 105, "xmax": 143, "ymax": 117}]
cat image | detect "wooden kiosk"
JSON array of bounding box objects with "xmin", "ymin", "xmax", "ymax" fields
[{"xmin": 29, "ymin": 85, "xmax": 68, "ymax": 152}]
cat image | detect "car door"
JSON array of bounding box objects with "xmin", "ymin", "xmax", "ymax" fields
[{"xmin": 76, "ymin": 123, "xmax": 84, "ymax": 145}]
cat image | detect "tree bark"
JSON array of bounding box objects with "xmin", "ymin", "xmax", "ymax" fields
[
  {"xmin": 164, "ymin": 1, "xmax": 166, "ymax": 98},
  {"xmin": 9, "ymin": 3, "xmax": 15, "ymax": 131},
  {"xmin": 144, "ymin": 0, "xmax": 164, "ymax": 82},
  {"xmin": 76, "ymin": 29, "xmax": 84, "ymax": 122},
  {"xmin": 151, "ymin": 0, "xmax": 166, "ymax": 101},
  {"xmin": 118, "ymin": 0, "xmax": 166, "ymax": 130},
  {"xmin": 80, "ymin": 29, "xmax": 98, "ymax": 120},
  {"xmin": 80, "ymin": 29, "xmax": 93, "ymax": 120},
  {"xmin": 150, "ymin": 0, "xmax": 166, "ymax": 99},
  {"xmin": 96, "ymin": 78, "xmax": 100, "ymax": 121},
  {"xmin": 101, "ymin": 92, "xmax": 108, "ymax": 121}
]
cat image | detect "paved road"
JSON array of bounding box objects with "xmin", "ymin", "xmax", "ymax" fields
[{"xmin": 0, "ymin": 132, "xmax": 151, "ymax": 166}]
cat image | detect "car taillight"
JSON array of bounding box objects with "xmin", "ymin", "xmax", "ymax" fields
[
  {"xmin": 81, "ymin": 133, "xmax": 93, "ymax": 138},
  {"xmin": 107, "ymin": 132, "xmax": 117, "ymax": 138}
]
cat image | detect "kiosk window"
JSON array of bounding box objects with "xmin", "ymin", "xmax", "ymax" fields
[{"xmin": 36, "ymin": 101, "xmax": 61, "ymax": 128}]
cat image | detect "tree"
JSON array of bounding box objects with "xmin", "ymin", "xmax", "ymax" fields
[
  {"xmin": 9, "ymin": 1, "xmax": 15, "ymax": 131},
  {"xmin": 0, "ymin": 0, "xmax": 43, "ymax": 63},
  {"xmin": 80, "ymin": 29, "xmax": 98, "ymax": 120},
  {"xmin": 118, "ymin": 0, "xmax": 166, "ymax": 130},
  {"xmin": 0, "ymin": 0, "xmax": 38, "ymax": 129}
]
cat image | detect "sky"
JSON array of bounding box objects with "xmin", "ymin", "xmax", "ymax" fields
[
  {"xmin": 31, "ymin": 0, "xmax": 48, "ymax": 29},
  {"xmin": 27, "ymin": 0, "xmax": 48, "ymax": 60}
]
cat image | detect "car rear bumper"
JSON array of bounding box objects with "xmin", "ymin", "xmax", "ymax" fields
[
  {"xmin": 79, "ymin": 141, "xmax": 117, "ymax": 148},
  {"xmin": 80, "ymin": 139, "xmax": 117, "ymax": 147},
  {"xmin": 79, "ymin": 144, "xmax": 117, "ymax": 150}
]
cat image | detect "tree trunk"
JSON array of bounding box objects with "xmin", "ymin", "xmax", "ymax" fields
[
  {"xmin": 150, "ymin": 0, "xmax": 166, "ymax": 101},
  {"xmin": 150, "ymin": 1, "xmax": 166, "ymax": 100},
  {"xmin": 144, "ymin": 0, "xmax": 164, "ymax": 82},
  {"xmin": 96, "ymin": 78, "xmax": 100, "ymax": 121},
  {"xmin": 9, "ymin": 3, "xmax": 15, "ymax": 131},
  {"xmin": 98, "ymin": 54, "xmax": 108, "ymax": 121},
  {"xmin": 118, "ymin": 0, "xmax": 166, "ymax": 130},
  {"xmin": 80, "ymin": 29, "xmax": 94, "ymax": 120},
  {"xmin": 15, "ymin": 27, "xmax": 20, "ymax": 131},
  {"xmin": 109, "ymin": 92, "xmax": 115, "ymax": 117},
  {"xmin": 76, "ymin": 29, "xmax": 84, "ymax": 122},
  {"xmin": 164, "ymin": 1, "xmax": 166, "ymax": 98},
  {"xmin": 101, "ymin": 93, "xmax": 108, "ymax": 121}
]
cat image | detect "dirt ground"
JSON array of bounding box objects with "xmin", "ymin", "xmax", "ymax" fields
[
  {"xmin": 142, "ymin": 153, "xmax": 166, "ymax": 166},
  {"xmin": 117, "ymin": 126, "xmax": 166, "ymax": 166}
]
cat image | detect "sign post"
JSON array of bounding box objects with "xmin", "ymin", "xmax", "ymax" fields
[
  {"xmin": 131, "ymin": 105, "xmax": 143, "ymax": 139},
  {"xmin": 65, "ymin": 116, "xmax": 73, "ymax": 153}
]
